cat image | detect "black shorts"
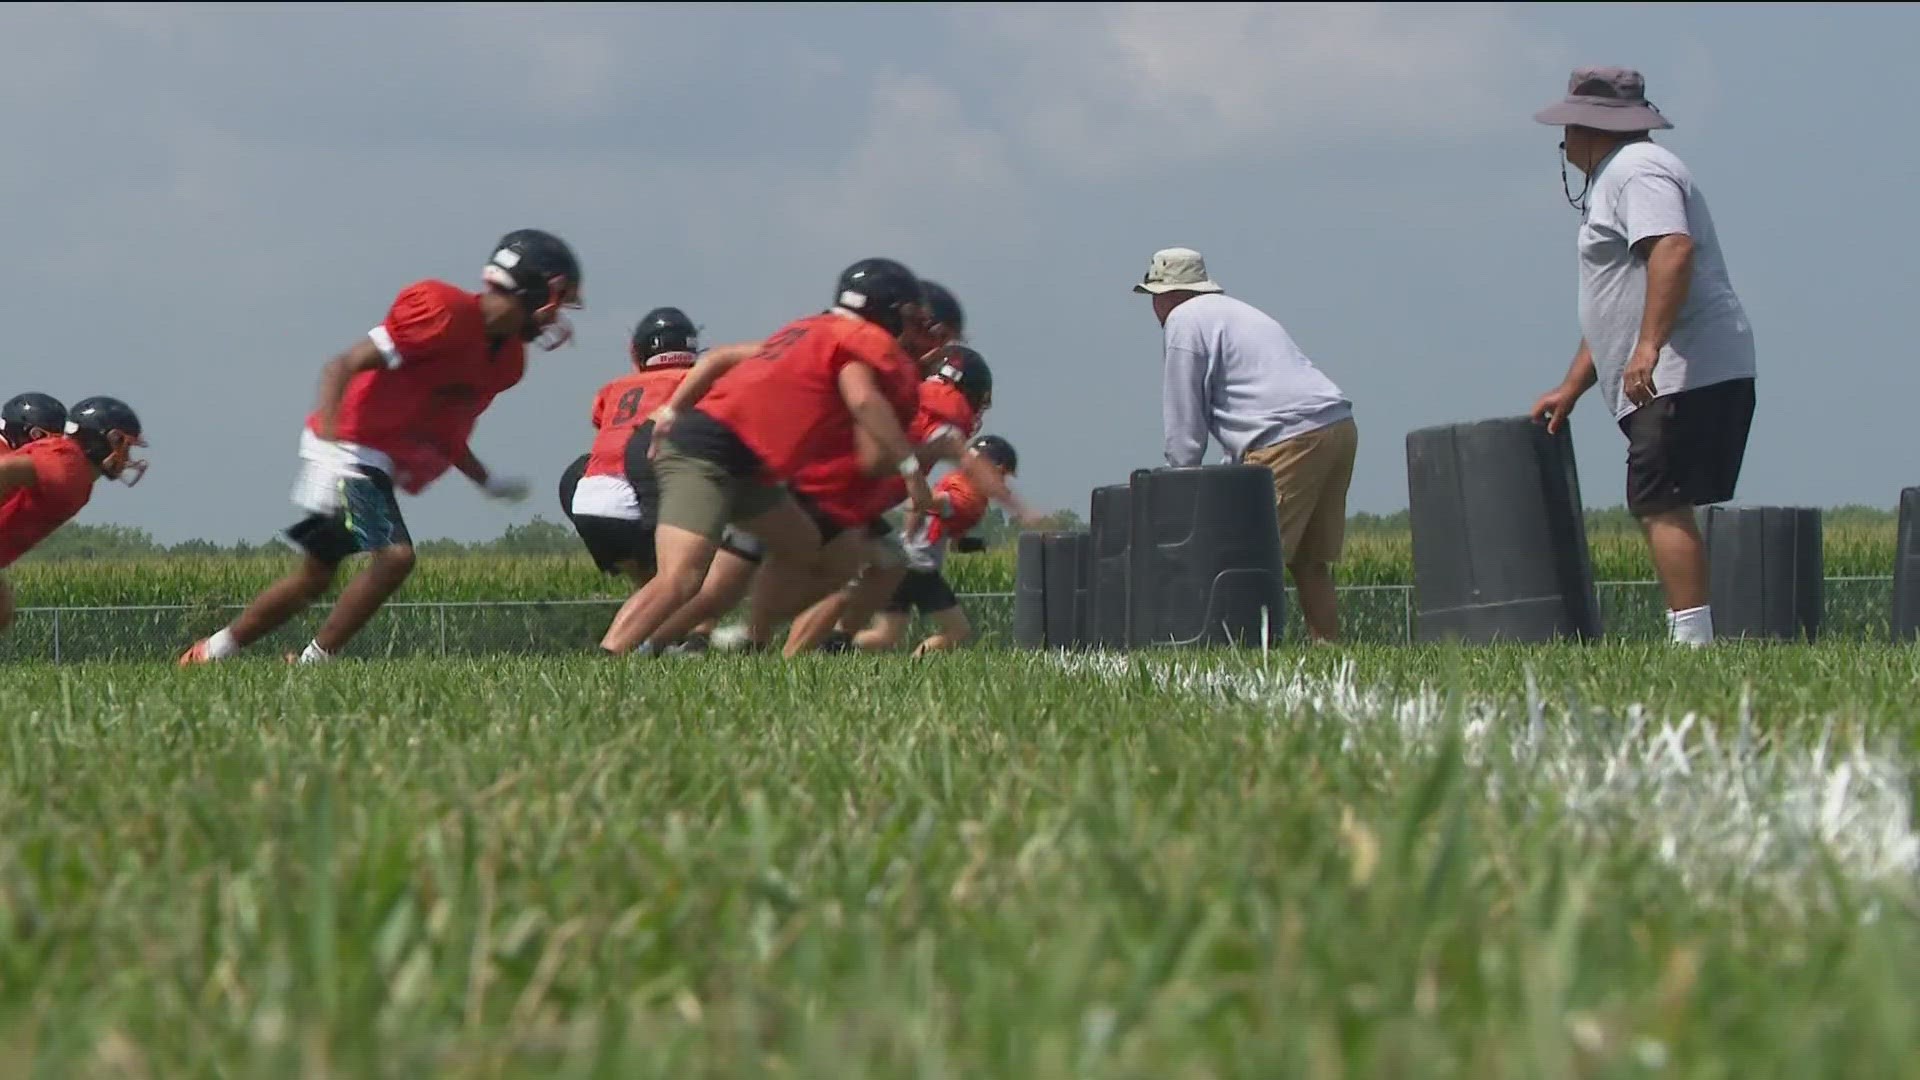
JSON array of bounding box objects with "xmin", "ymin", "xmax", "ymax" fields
[
  {"xmin": 886, "ymin": 569, "xmax": 959, "ymax": 616},
  {"xmin": 286, "ymin": 465, "xmax": 412, "ymax": 567},
  {"xmin": 665, "ymin": 407, "xmax": 763, "ymax": 479},
  {"xmin": 718, "ymin": 526, "xmax": 765, "ymax": 565},
  {"xmin": 558, "ymin": 440, "xmax": 660, "ymax": 575},
  {"xmin": 1619, "ymin": 377, "xmax": 1756, "ymax": 517},
  {"xmin": 791, "ymin": 490, "xmax": 855, "ymax": 546}
]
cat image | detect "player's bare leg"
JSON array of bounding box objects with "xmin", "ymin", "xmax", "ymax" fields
[
  {"xmin": 311, "ymin": 544, "xmax": 417, "ymax": 656},
  {"xmin": 911, "ymin": 606, "xmax": 973, "ymax": 657},
  {"xmin": 769, "ymin": 533, "xmax": 870, "ymax": 657},
  {"xmin": 784, "ymin": 539, "xmax": 883, "ymax": 655},
  {"xmin": 182, "ymin": 555, "xmax": 339, "ymax": 663},
  {"xmin": 626, "ymin": 500, "xmax": 820, "ymax": 655},
  {"xmin": 649, "ymin": 550, "xmax": 758, "ymax": 649},
  {"xmin": 587, "ymin": 561, "xmax": 659, "ymax": 653},
  {"xmin": 836, "ymin": 561, "xmax": 907, "ymax": 640},
  {"xmin": 854, "ymin": 611, "xmax": 910, "ymax": 652},
  {"xmin": 601, "ymin": 526, "xmax": 719, "ymax": 654}
]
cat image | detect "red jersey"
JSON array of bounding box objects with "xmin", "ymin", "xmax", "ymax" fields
[
  {"xmin": 308, "ymin": 280, "xmax": 527, "ymax": 495},
  {"xmin": 928, "ymin": 470, "xmax": 989, "ymax": 543},
  {"xmin": 0, "ymin": 437, "xmax": 95, "ymax": 568},
  {"xmin": 797, "ymin": 377, "xmax": 981, "ymax": 526},
  {"xmin": 698, "ymin": 312, "xmax": 919, "ymax": 480},
  {"xmin": 584, "ymin": 367, "xmax": 689, "ymax": 480}
]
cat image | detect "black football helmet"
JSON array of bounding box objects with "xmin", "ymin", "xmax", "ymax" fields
[
  {"xmin": 1, "ymin": 392, "xmax": 66, "ymax": 450},
  {"xmin": 919, "ymin": 280, "xmax": 965, "ymax": 340},
  {"xmin": 968, "ymin": 433, "xmax": 1017, "ymax": 476},
  {"xmin": 631, "ymin": 306, "xmax": 700, "ymax": 369},
  {"xmin": 483, "ymin": 228, "xmax": 584, "ymax": 350},
  {"xmin": 65, "ymin": 396, "xmax": 148, "ymax": 486},
  {"xmin": 932, "ymin": 345, "xmax": 994, "ymax": 413},
  {"xmin": 833, "ymin": 258, "xmax": 926, "ymax": 336}
]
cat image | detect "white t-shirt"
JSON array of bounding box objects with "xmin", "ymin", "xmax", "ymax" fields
[
  {"xmin": 1161, "ymin": 294, "xmax": 1351, "ymax": 468},
  {"xmin": 1576, "ymin": 140, "xmax": 1757, "ymax": 420}
]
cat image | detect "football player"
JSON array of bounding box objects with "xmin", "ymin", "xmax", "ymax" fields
[
  {"xmin": 181, "ymin": 228, "xmax": 582, "ymax": 665},
  {"xmin": 0, "ymin": 397, "xmax": 147, "ymax": 634},
  {"xmin": 558, "ymin": 306, "xmax": 703, "ymax": 587},
  {"xmin": 776, "ymin": 346, "xmax": 1037, "ymax": 656},
  {"xmin": 795, "ymin": 344, "xmax": 1005, "ymax": 653},
  {"xmin": 854, "ymin": 434, "xmax": 1020, "ymax": 656},
  {"xmin": 645, "ymin": 284, "xmax": 973, "ymax": 655},
  {"xmin": 596, "ymin": 258, "xmax": 937, "ymax": 657},
  {"xmin": 1, "ymin": 393, "xmax": 67, "ymax": 452}
]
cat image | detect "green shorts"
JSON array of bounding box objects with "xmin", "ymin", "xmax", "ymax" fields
[{"xmin": 652, "ymin": 442, "xmax": 790, "ymax": 542}]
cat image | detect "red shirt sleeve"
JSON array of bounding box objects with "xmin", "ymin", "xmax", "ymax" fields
[{"xmin": 378, "ymin": 282, "xmax": 458, "ymax": 369}]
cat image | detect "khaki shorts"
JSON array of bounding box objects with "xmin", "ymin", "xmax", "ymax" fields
[
  {"xmin": 651, "ymin": 442, "xmax": 789, "ymax": 542},
  {"xmin": 1242, "ymin": 417, "xmax": 1358, "ymax": 565}
]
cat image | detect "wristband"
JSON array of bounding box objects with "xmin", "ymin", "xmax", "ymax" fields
[{"xmin": 896, "ymin": 454, "xmax": 923, "ymax": 479}]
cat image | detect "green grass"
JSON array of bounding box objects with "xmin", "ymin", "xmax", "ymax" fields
[
  {"xmin": 0, "ymin": 645, "xmax": 1914, "ymax": 1076},
  {"xmin": 4, "ymin": 520, "xmax": 1903, "ymax": 608}
]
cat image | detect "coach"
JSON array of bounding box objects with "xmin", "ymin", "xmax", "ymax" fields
[
  {"xmin": 1136, "ymin": 247, "xmax": 1357, "ymax": 643},
  {"xmin": 1528, "ymin": 67, "xmax": 1757, "ymax": 648}
]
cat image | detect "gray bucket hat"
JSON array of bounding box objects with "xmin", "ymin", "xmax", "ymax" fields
[{"xmin": 1533, "ymin": 66, "xmax": 1673, "ymax": 132}]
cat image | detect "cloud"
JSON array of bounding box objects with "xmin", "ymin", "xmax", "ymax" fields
[{"xmin": 961, "ymin": 2, "xmax": 1566, "ymax": 173}]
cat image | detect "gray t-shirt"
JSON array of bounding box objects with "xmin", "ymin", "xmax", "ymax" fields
[
  {"xmin": 1576, "ymin": 140, "xmax": 1756, "ymax": 420},
  {"xmin": 1161, "ymin": 293, "xmax": 1351, "ymax": 467}
]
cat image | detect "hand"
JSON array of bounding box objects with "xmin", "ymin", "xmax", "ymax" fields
[
  {"xmin": 1529, "ymin": 382, "xmax": 1583, "ymax": 435},
  {"xmin": 1621, "ymin": 344, "xmax": 1660, "ymax": 407},
  {"xmin": 481, "ymin": 473, "xmax": 530, "ymax": 503},
  {"xmin": 647, "ymin": 407, "xmax": 677, "ymax": 461}
]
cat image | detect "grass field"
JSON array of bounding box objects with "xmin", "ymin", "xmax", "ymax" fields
[
  {"xmin": 2, "ymin": 645, "xmax": 1915, "ymax": 1076},
  {"xmin": 3, "ymin": 520, "xmax": 1906, "ymax": 607}
]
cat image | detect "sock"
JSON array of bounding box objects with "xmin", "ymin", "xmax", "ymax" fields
[
  {"xmin": 1670, "ymin": 605, "xmax": 1713, "ymax": 647},
  {"xmin": 299, "ymin": 640, "xmax": 333, "ymax": 664},
  {"xmin": 206, "ymin": 627, "xmax": 240, "ymax": 660}
]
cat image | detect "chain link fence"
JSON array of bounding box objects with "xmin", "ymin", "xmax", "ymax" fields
[{"xmin": 1, "ymin": 576, "xmax": 1904, "ymax": 662}]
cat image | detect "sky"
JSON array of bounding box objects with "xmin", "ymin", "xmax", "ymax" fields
[{"xmin": 5, "ymin": 2, "xmax": 1917, "ymax": 545}]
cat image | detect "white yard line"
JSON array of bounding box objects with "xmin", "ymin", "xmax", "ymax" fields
[{"xmin": 1046, "ymin": 652, "xmax": 1919, "ymax": 912}]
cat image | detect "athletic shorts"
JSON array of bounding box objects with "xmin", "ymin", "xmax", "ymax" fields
[
  {"xmin": 718, "ymin": 526, "xmax": 765, "ymax": 565},
  {"xmin": 1241, "ymin": 416, "xmax": 1358, "ymax": 565},
  {"xmin": 652, "ymin": 409, "xmax": 788, "ymax": 542},
  {"xmin": 886, "ymin": 569, "xmax": 960, "ymax": 616},
  {"xmin": 286, "ymin": 464, "xmax": 412, "ymax": 567},
  {"xmin": 572, "ymin": 517, "xmax": 653, "ymax": 575},
  {"xmin": 1618, "ymin": 377, "xmax": 1756, "ymax": 517}
]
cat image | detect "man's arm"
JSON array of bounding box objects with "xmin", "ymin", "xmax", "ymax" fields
[
  {"xmin": 838, "ymin": 363, "xmax": 934, "ymax": 511},
  {"xmin": 311, "ymin": 339, "xmax": 390, "ymax": 441},
  {"xmin": 0, "ymin": 455, "xmax": 39, "ymax": 501},
  {"xmin": 953, "ymin": 452, "xmax": 1041, "ymax": 525},
  {"xmin": 657, "ymin": 341, "xmax": 763, "ymax": 417},
  {"xmin": 1162, "ymin": 338, "xmax": 1210, "ymax": 468},
  {"xmin": 452, "ymin": 444, "xmax": 528, "ymax": 502},
  {"xmin": 1618, "ymin": 233, "xmax": 1694, "ymax": 407},
  {"xmin": 1562, "ymin": 338, "xmax": 1598, "ymax": 392},
  {"xmin": 452, "ymin": 446, "xmax": 489, "ymax": 486},
  {"xmin": 1634, "ymin": 233, "xmax": 1694, "ymax": 355}
]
